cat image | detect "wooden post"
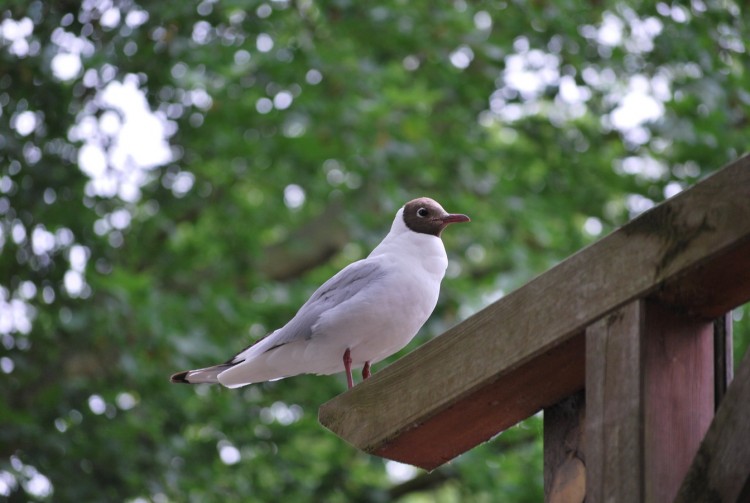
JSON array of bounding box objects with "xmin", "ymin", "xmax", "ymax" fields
[
  {"xmin": 585, "ymin": 299, "xmax": 714, "ymax": 503},
  {"xmin": 544, "ymin": 391, "xmax": 586, "ymax": 503},
  {"xmin": 643, "ymin": 300, "xmax": 714, "ymax": 502},
  {"xmin": 585, "ymin": 300, "xmax": 645, "ymax": 503}
]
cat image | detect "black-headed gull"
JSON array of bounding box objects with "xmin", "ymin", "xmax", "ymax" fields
[{"xmin": 171, "ymin": 197, "xmax": 470, "ymax": 389}]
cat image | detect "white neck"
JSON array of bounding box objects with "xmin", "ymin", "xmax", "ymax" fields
[{"xmin": 368, "ymin": 207, "xmax": 448, "ymax": 277}]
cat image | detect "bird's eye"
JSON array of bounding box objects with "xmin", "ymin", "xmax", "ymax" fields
[{"xmin": 417, "ymin": 208, "xmax": 429, "ymax": 218}]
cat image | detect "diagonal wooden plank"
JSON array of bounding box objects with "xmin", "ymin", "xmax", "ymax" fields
[
  {"xmin": 674, "ymin": 347, "xmax": 750, "ymax": 503},
  {"xmin": 319, "ymin": 156, "xmax": 750, "ymax": 469}
]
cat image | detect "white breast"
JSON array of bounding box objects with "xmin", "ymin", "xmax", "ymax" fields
[{"xmin": 344, "ymin": 226, "xmax": 448, "ymax": 364}]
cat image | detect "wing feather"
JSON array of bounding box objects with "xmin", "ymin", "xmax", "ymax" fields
[{"xmin": 228, "ymin": 258, "xmax": 387, "ymax": 363}]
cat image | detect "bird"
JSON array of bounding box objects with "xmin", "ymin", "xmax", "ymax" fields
[{"xmin": 170, "ymin": 197, "xmax": 470, "ymax": 390}]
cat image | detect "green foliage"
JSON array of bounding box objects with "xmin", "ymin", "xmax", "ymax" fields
[{"xmin": 1, "ymin": 0, "xmax": 748, "ymax": 501}]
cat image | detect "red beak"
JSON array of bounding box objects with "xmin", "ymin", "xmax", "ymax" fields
[{"xmin": 441, "ymin": 213, "xmax": 471, "ymax": 224}]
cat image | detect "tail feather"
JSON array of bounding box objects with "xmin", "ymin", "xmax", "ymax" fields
[{"xmin": 170, "ymin": 363, "xmax": 235, "ymax": 384}]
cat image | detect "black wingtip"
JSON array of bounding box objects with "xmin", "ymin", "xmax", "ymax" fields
[{"xmin": 170, "ymin": 371, "xmax": 190, "ymax": 383}]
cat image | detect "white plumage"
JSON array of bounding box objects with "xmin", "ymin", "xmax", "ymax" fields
[{"xmin": 171, "ymin": 197, "xmax": 469, "ymax": 389}]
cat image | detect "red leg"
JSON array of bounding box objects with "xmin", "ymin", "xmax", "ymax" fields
[
  {"xmin": 362, "ymin": 361, "xmax": 371, "ymax": 380},
  {"xmin": 343, "ymin": 348, "xmax": 353, "ymax": 389}
]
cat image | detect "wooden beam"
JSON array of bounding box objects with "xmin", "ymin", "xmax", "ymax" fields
[
  {"xmin": 319, "ymin": 156, "xmax": 750, "ymax": 469},
  {"xmin": 585, "ymin": 301, "xmax": 645, "ymax": 503},
  {"xmin": 658, "ymin": 237, "xmax": 750, "ymax": 318},
  {"xmin": 370, "ymin": 334, "xmax": 585, "ymax": 471},
  {"xmin": 674, "ymin": 347, "xmax": 750, "ymax": 503}
]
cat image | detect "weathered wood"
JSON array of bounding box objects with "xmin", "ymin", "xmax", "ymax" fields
[
  {"xmin": 319, "ymin": 156, "xmax": 750, "ymax": 469},
  {"xmin": 713, "ymin": 313, "xmax": 733, "ymax": 409},
  {"xmin": 642, "ymin": 300, "xmax": 714, "ymax": 503},
  {"xmin": 657, "ymin": 237, "xmax": 750, "ymax": 318},
  {"xmin": 585, "ymin": 300, "xmax": 715, "ymax": 503},
  {"xmin": 674, "ymin": 348, "xmax": 750, "ymax": 503},
  {"xmin": 544, "ymin": 391, "xmax": 586, "ymax": 503},
  {"xmin": 585, "ymin": 301, "xmax": 645, "ymax": 503},
  {"xmin": 373, "ymin": 334, "xmax": 585, "ymax": 470}
]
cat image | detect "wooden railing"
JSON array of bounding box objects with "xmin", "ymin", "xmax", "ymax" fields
[{"xmin": 319, "ymin": 155, "xmax": 750, "ymax": 502}]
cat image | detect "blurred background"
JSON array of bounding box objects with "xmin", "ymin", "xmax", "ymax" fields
[{"xmin": 1, "ymin": 0, "xmax": 748, "ymax": 501}]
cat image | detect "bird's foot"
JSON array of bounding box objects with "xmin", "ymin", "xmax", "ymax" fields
[{"xmin": 362, "ymin": 361, "xmax": 371, "ymax": 380}]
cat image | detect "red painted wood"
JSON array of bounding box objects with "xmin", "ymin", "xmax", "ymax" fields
[
  {"xmin": 585, "ymin": 300, "xmax": 717, "ymax": 503},
  {"xmin": 643, "ymin": 301, "xmax": 714, "ymax": 503}
]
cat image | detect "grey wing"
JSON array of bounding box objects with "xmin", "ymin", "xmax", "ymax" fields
[
  {"xmin": 229, "ymin": 259, "xmax": 387, "ymax": 362},
  {"xmin": 273, "ymin": 258, "xmax": 387, "ymax": 346}
]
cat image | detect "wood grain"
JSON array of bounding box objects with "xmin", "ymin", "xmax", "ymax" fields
[
  {"xmin": 319, "ymin": 155, "xmax": 750, "ymax": 469},
  {"xmin": 642, "ymin": 301, "xmax": 714, "ymax": 503},
  {"xmin": 544, "ymin": 391, "xmax": 586, "ymax": 503},
  {"xmin": 585, "ymin": 301, "xmax": 645, "ymax": 503},
  {"xmin": 373, "ymin": 334, "xmax": 585, "ymax": 470},
  {"xmin": 585, "ymin": 300, "xmax": 715, "ymax": 503}
]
